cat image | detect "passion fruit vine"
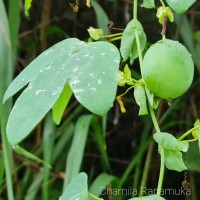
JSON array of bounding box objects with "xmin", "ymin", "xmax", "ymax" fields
[{"xmin": 142, "ymin": 39, "xmax": 194, "ymax": 100}]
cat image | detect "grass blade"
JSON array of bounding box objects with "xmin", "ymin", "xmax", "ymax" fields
[
  {"xmin": 42, "ymin": 113, "xmax": 56, "ymax": 200},
  {"xmin": 89, "ymin": 173, "xmax": 116, "ymax": 197},
  {"xmin": 0, "ymin": 1, "xmax": 14, "ymax": 199},
  {"xmin": 63, "ymin": 114, "xmax": 93, "ymax": 190},
  {"xmin": 8, "ymin": 0, "xmax": 20, "ymax": 55},
  {"xmin": 91, "ymin": 117, "xmax": 111, "ymax": 172},
  {"xmin": 91, "ymin": 0, "xmax": 109, "ymax": 34}
]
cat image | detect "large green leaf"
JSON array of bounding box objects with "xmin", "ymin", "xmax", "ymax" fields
[
  {"xmin": 166, "ymin": 0, "xmax": 196, "ymax": 14},
  {"xmin": 120, "ymin": 19, "xmax": 146, "ymax": 64},
  {"xmin": 4, "ymin": 38, "xmax": 120, "ymax": 145},
  {"xmin": 59, "ymin": 172, "xmax": 88, "ymax": 200}
]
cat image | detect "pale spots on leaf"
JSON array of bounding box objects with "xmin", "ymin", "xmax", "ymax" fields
[
  {"xmin": 73, "ymin": 89, "xmax": 83, "ymax": 93},
  {"xmin": 101, "ymin": 52, "xmax": 105, "ymax": 56},
  {"xmin": 89, "ymin": 55, "xmax": 95, "ymax": 60},
  {"xmin": 90, "ymin": 87, "xmax": 97, "ymax": 92},
  {"xmin": 51, "ymin": 85, "xmax": 63, "ymax": 96},
  {"xmin": 76, "ymin": 58, "xmax": 80, "ymax": 61},
  {"xmin": 89, "ymin": 72, "xmax": 95, "ymax": 78},
  {"xmin": 44, "ymin": 48, "xmax": 53, "ymax": 55},
  {"xmin": 21, "ymin": 78, "xmax": 25, "ymax": 81},
  {"xmin": 73, "ymin": 67, "xmax": 78, "ymax": 72},
  {"xmin": 69, "ymin": 78, "xmax": 80, "ymax": 85},
  {"xmin": 27, "ymin": 83, "xmax": 33, "ymax": 90},
  {"xmin": 76, "ymin": 95, "xmax": 81, "ymax": 101},
  {"xmin": 114, "ymin": 58, "xmax": 120, "ymax": 63},
  {"xmin": 82, "ymin": 53, "xmax": 89, "ymax": 57},
  {"xmin": 98, "ymin": 79, "xmax": 102, "ymax": 84},
  {"xmin": 102, "ymin": 72, "xmax": 106, "ymax": 75},
  {"xmin": 111, "ymin": 47, "xmax": 116, "ymax": 52},
  {"xmin": 35, "ymin": 89, "xmax": 46, "ymax": 95}
]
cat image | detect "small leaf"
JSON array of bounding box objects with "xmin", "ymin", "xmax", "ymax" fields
[
  {"xmin": 192, "ymin": 119, "xmax": 200, "ymax": 152},
  {"xmin": 25, "ymin": 0, "xmax": 33, "ymax": 16},
  {"xmin": 87, "ymin": 27, "xmax": 104, "ymax": 40},
  {"xmin": 145, "ymin": 87, "xmax": 159, "ymax": 109},
  {"xmin": 194, "ymin": 119, "xmax": 200, "ymax": 127},
  {"xmin": 52, "ymin": 83, "xmax": 72, "ymax": 125},
  {"xmin": 129, "ymin": 194, "xmax": 166, "ymax": 200},
  {"xmin": 164, "ymin": 149, "xmax": 187, "ymax": 172},
  {"xmin": 134, "ymin": 83, "xmax": 148, "ymax": 116},
  {"xmin": 120, "ymin": 19, "xmax": 146, "ymax": 64},
  {"xmin": 153, "ymin": 132, "xmax": 178, "ymax": 150},
  {"xmin": 118, "ymin": 65, "xmax": 133, "ymax": 86},
  {"xmin": 166, "ymin": 0, "xmax": 196, "ymax": 14},
  {"xmin": 59, "ymin": 172, "xmax": 88, "ymax": 200},
  {"xmin": 178, "ymin": 141, "xmax": 189, "ymax": 152},
  {"xmin": 183, "ymin": 142, "xmax": 200, "ymax": 172},
  {"xmin": 124, "ymin": 65, "xmax": 131, "ymax": 77},
  {"xmin": 156, "ymin": 6, "xmax": 174, "ymax": 24},
  {"xmin": 143, "ymin": 0, "xmax": 155, "ymax": 9}
]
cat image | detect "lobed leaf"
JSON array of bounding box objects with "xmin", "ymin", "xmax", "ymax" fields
[{"xmin": 4, "ymin": 38, "xmax": 120, "ymax": 145}]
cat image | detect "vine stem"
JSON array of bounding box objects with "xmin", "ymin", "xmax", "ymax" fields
[
  {"xmin": 133, "ymin": 0, "xmax": 166, "ymax": 196},
  {"xmin": 135, "ymin": 3, "xmax": 165, "ymax": 193},
  {"xmin": 134, "ymin": 0, "xmax": 137, "ymax": 19},
  {"xmin": 159, "ymin": 0, "xmax": 165, "ymax": 7},
  {"xmin": 89, "ymin": 193, "xmax": 103, "ymax": 200},
  {"xmin": 148, "ymin": 104, "xmax": 160, "ymax": 133},
  {"xmin": 156, "ymin": 145, "xmax": 165, "ymax": 196},
  {"xmin": 149, "ymin": 104, "xmax": 165, "ymax": 196},
  {"xmin": 178, "ymin": 125, "xmax": 200, "ymax": 141}
]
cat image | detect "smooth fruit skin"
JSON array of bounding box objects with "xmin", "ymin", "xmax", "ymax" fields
[{"xmin": 142, "ymin": 39, "xmax": 194, "ymax": 99}]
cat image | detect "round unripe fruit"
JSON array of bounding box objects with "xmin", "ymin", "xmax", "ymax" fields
[{"xmin": 142, "ymin": 39, "xmax": 194, "ymax": 99}]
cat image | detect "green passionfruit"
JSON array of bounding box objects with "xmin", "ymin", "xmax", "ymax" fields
[{"xmin": 142, "ymin": 39, "xmax": 194, "ymax": 99}]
